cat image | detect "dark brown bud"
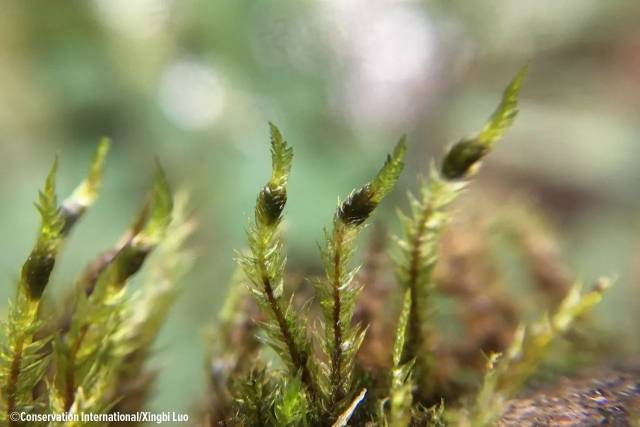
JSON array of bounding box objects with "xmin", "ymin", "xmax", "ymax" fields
[
  {"xmin": 111, "ymin": 243, "xmax": 150, "ymax": 288},
  {"xmin": 258, "ymin": 184, "xmax": 287, "ymax": 226},
  {"xmin": 21, "ymin": 251, "xmax": 56, "ymax": 300},
  {"xmin": 441, "ymin": 138, "xmax": 489, "ymax": 180},
  {"xmin": 338, "ymin": 185, "xmax": 377, "ymax": 226}
]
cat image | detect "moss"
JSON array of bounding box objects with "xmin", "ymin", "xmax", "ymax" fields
[
  {"xmin": 0, "ymin": 142, "xmax": 191, "ymax": 425},
  {"xmin": 0, "ymin": 65, "xmax": 623, "ymax": 426},
  {"xmin": 205, "ymin": 67, "xmax": 618, "ymax": 426}
]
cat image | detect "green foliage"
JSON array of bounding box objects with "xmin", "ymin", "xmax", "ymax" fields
[
  {"xmin": 232, "ymin": 125, "xmax": 405, "ymax": 426},
  {"xmin": 109, "ymin": 191, "xmax": 195, "ymax": 418},
  {"xmin": 0, "ymin": 144, "xmax": 108, "ymax": 423},
  {"xmin": 386, "ymin": 290, "xmax": 414, "ymax": 427},
  {"xmin": 317, "ymin": 138, "xmax": 405, "ymax": 418},
  {"xmin": 393, "ymin": 170, "xmax": 465, "ymax": 398},
  {"xmin": 257, "ymin": 122, "xmax": 294, "ymax": 227},
  {"xmin": 238, "ymin": 124, "xmax": 316, "ymax": 399},
  {"xmin": 23, "ymin": 159, "xmax": 64, "ymax": 300},
  {"xmin": 54, "ymin": 163, "xmax": 174, "ymax": 414},
  {"xmin": 274, "ymin": 376, "xmax": 309, "ymax": 427},
  {"xmin": 121, "ymin": 191, "xmax": 194, "ymax": 365},
  {"xmin": 234, "ymin": 367, "xmax": 278, "ymax": 426},
  {"xmin": 394, "ymin": 67, "xmax": 526, "ymax": 402},
  {"xmin": 441, "ymin": 65, "xmax": 527, "ymax": 179},
  {"xmin": 0, "ymin": 66, "xmax": 622, "ymax": 427},
  {"xmin": 456, "ymin": 279, "xmax": 611, "ymax": 427},
  {"xmin": 0, "ymin": 141, "xmax": 189, "ymax": 426},
  {"xmin": 60, "ymin": 137, "xmax": 110, "ymax": 235},
  {"xmin": 336, "ymin": 139, "xmax": 406, "ymax": 226},
  {"xmin": 211, "ymin": 68, "xmax": 618, "ymax": 426}
]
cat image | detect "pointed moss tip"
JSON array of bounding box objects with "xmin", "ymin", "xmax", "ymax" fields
[
  {"xmin": 154, "ymin": 159, "xmax": 167, "ymax": 179},
  {"xmin": 337, "ymin": 140, "xmax": 406, "ymax": 226},
  {"xmin": 99, "ymin": 136, "xmax": 112, "ymax": 146},
  {"xmin": 48, "ymin": 156, "xmax": 59, "ymax": 180},
  {"xmin": 396, "ymin": 135, "xmax": 408, "ymax": 149},
  {"xmin": 393, "ymin": 136, "xmax": 408, "ymax": 160},
  {"xmin": 41, "ymin": 157, "xmax": 60, "ymax": 208},
  {"xmin": 95, "ymin": 138, "xmax": 111, "ymax": 164},
  {"xmin": 441, "ymin": 66, "xmax": 528, "ymax": 180},
  {"xmin": 153, "ymin": 162, "xmax": 173, "ymax": 209},
  {"xmin": 371, "ymin": 139, "xmax": 406, "ymax": 201},
  {"xmin": 515, "ymin": 62, "xmax": 530, "ymax": 79},
  {"xmin": 269, "ymin": 122, "xmax": 284, "ymax": 143},
  {"xmin": 153, "ymin": 160, "xmax": 172, "ymax": 196}
]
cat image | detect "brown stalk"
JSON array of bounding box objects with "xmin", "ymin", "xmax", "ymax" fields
[
  {"xmin": 258, "ymin": 265, "xmax": 317, "ymax": 400},
  {"xmin": 6, "ymin": 337, "xmax": 24, "ymax": 426},
  {"xmin": 404, "ymin": 202, "xmax": 433, "ymax": 365},
  {"xmin": 64, "ymin": 324, "xmax": 89, "ymax": 411},
  {"xmin": 329, "ymin": 225, "xmax": 346, "ymax": 411}
]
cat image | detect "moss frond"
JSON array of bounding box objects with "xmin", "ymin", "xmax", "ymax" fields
[
  {"xmin": 0, "ymin": 141, "xmax": 192, "ymax": 426},
  {"xmin": 55, "ymin": 162, "xmax": 174, "ymax": 413},
  {"xmin": 61, "ymin": 138, "xmax": 110, "ymax": 234},
  {"xmin": 387, "ymin": 290, "xmax": 414, "ymax": 427},
  {"xmin": 35, "ymin": 158, "xmax": 64, "ymax": 249},
  {"xmin": 22, "ymin": 159, "xmax": 64, "ymax": 301},
  {"xmin": 1, "ymin": 145, "xmax": 111, "ymax": 423},
  {"xmin": 234, "ymin": 367, "xmax": 277, "ymax": 426},
  {"xmin": 370, "ymin": 137, "xmax": 407, "ymax": 204},
  {"xmin": 318, "ymin": 139, "xmax": 405, "ymax": 418},
  {"xmin": 257, "ymin": 123, "xmax": 293, "ymax": 227},
  {"xmin": 395, "ymin": 69, "xmax": 526, "ymax": 402},
  {"xmin": 207, "ymin": 268, "xmax": 262, "ymax": 424},
  {"xmin": 477, "ymin": 65, "xmax": 528, "ymax": 147},
  {"xmin": 441, "ymin": 65, "xmax": 527, "ymax": 180},
  {"xmin": 109, "ymin": 191, "xmax": 195, "ymax": 419},
  {"xmin": 0, "ymin": 63, "xmax": 624, "ymax": 427},
  {"xmin": 268, "ymin": 122, "xmax": 294, "ymax": 191},
  {"xmin": 337, "ymin": 138, "xmax": 406, "ymax": 226},
  {"xmin": 274, "ymin": 375, "xmax": 309, "ymax": 427},
  {"xmin": 132, "ymin": 163, "xmax": 173, "ymax": 249},
  {"xmin": 239, "ymin": 124, "xmax": 317, "ymax": 401},
  {"xmin": 121, "ymin": 191, "xmax": 194, "ymax": 356},
  {"xmin": 394, "ymin": 170, "xmax": 465, "ymax": 398},
  {"xmin": 461, "ymin": 279, "xmax": 611, "ymax": 427}
]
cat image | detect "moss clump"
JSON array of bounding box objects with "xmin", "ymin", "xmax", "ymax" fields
[
  {"xmin": 0, "ymin": 141, "xmax": 193, "ymax": 425},
  {"xmin": 0, "ymin": 66, "xmax": 620, "ymax": 426},
  {"xmin": 204, "ymin": 66, "xmax": 615, "ymax": 426}
]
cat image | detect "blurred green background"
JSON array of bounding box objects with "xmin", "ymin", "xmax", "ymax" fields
[{"xmin": 1, "ymin": 0, "xmax": 640, "ymax": 421}]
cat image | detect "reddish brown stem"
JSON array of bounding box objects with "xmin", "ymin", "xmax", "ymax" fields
[
  {"xmin": 64, "ymin": 324, "xmax": 89, "ymax": 411},
  {"xmin": 329, "ymin": 226, "xmax": 346, "ymax": 410},
  {"xmin": 405, "ymin": 203, "xmax": 432, "ymax": 363},
  {"xmin": 7, "ymin": 337, "xmax": 24, "ymax": 426},
  {"xmin": 259, "ymin": 269, "xmax": 316, "ymax": 399}
]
